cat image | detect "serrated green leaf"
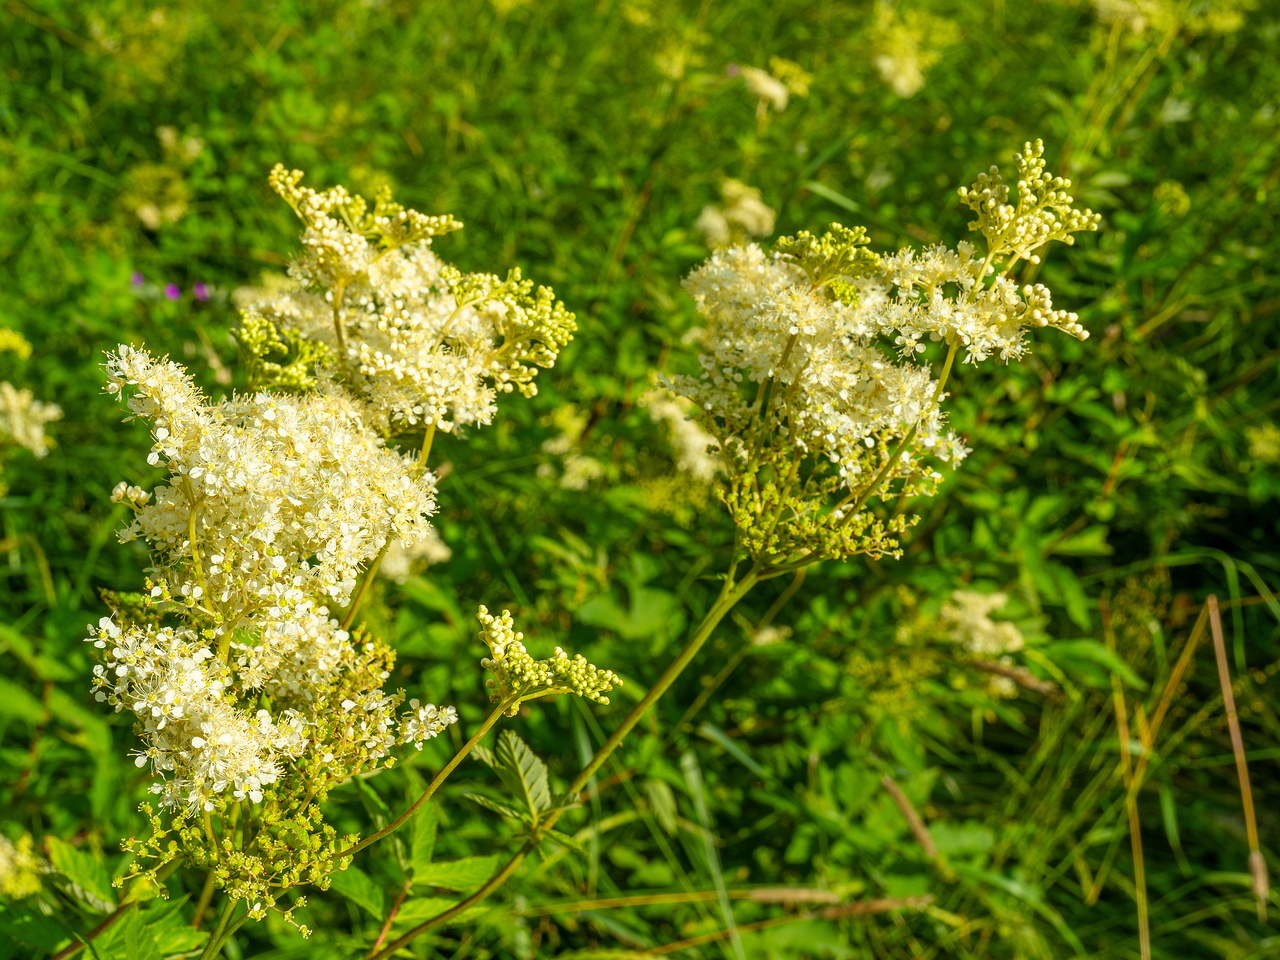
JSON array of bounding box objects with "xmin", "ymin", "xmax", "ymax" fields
[
  {"xmin": 139, "ymin": 898, "xmax": 207, "ymax": 955},
  {"xmin": 119, "ymin": 907, "xmax": 163, "ymax": 960},
  {"xmin": 329, "ymin": 865, "xmax": 385, "ymax": 917},
  {"xmin": 409, "ymin": 801, "xmax": 437, "ymax": 879},
  {"xmin": 471, "ymin": 743, "xmax": 497, "ymax": 769},
  {"xmin": 495, "ymin": 730, "xmax": 551, "ymax": 818},
  {"xmin": 413, "ymin": 855, "xmax": 499, "ymax": 892},
  {"xmin": 464, "ymin": 792, "xmax": 530, "ymax": 821},
  {"xmin": 45, "ymin": 836, "xmax": 115, "ymax": 909}
]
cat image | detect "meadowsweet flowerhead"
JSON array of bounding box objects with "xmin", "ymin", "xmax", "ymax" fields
[
  {"xmin": 740, "ymin": 66, "xmax": 789, "ymax": 112},
  {"xmin": 380, "ymin": 527, "xmax": 453, "ymax": 583},
  {"xmin": 91, "ymin": 343, "xmax": 459, "ymax": 914},
  {"xmin": 241, "ymin": 166, "xmax": 576, "ymax": 435},
  {"xmin": 941, "ymin": 591, "xmax": 1025, "ymax": 655},
  {"xmin": 869, "ymin": 6, "xmax": 959, "ymax": 98},
  {"xmin": 0, "ymin": 381, "xmax": 62, "ymax": 459},
  {"xmin": 641, "ymin": 386, "xmax": 723, "ymax": 481},
  {"xmin": 695, "ymin": 179, "xmax": 776, "ymax": 249},
  {"xmin": 105, "ymin": 345, "xmax": 436, "ymax": 614},
  {"xmin": 668, "ymin": 141, "xmax": 1098, "ymax": 565}
]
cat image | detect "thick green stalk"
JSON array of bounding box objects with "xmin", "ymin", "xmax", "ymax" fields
[
  {"xmin": 339, "ymin": 699, "xmax": 512, "ymax": 859},
  {"xmin": 198, "ymin": 899, "xmax": 238, "ymax": 960},
  {"xmin": 368, "ymin": 563, "xmax": 762, "ymax": 960}
]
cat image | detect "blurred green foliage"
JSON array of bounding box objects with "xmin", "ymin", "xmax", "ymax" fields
[{"xmin": 1, "ymin": 0, "xmax": 1279, "ymax": 957}]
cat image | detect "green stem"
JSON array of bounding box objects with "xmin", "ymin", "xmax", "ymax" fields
[
  {"xmin": 340, "ymin": 543, "xmax": 390, "ymax": 632},
  {"xmin": 367, "ymin": 561, "xmax": 763, "ymax": 960},
  {"xmin": 415, "ymin": 422, "xmax": 437, "ymax": 478},
  {"xmin": 674, "ymin": 567, "xmax": 806, "ymax": 734},
  {"xmin": 561, "ymin": 565, "xmax": 761, "ymax": 796},
  {"xmin": 191, "ymin": 868, "xmax": 217, "ymax": 929},
  {"xmin": 338, "ymin": 699, "xmax": 513, "ymax": 859},
  {"xmin": 197, "ymin": 899, "xmax": 238, "ymax": 960}
]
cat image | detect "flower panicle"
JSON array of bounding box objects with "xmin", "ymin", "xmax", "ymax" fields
[{"xmin": 477, "ymin": 605, "xmax": 621, "ymax": 716}]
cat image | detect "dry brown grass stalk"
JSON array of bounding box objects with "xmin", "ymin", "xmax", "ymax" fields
[{"xmin": 1207, "ymin": 594, "xmax": 1269, "ymax": 923}]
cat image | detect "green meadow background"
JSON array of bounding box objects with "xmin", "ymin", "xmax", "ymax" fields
[{"xmin": 2, "ymin": 0, "xmax": 1279, "ymax": 957}]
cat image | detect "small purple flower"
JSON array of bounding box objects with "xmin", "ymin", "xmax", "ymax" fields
[
  {"xmin": 131, "ymin": 271, "xmax": 145, "ymax": 287},
  {"xmin": 193, "ymin": 282, "xmax": 209, "ymax": 302},
  {"xmin": 163, "ymin": 283, "xmax": 181, "ymax": 301}
]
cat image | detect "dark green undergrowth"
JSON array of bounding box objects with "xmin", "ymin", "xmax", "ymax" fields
[{"xmin": 1, "ymin": 1, "xmax": 1278, "ymax": 958}]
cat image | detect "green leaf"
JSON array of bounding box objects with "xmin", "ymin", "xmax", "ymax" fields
[
  {"xmin": 0, "ymin": 903, "xmax": 72, "ymax": 949},
  {"xmin": 138, "ymin": 898, "xmax": 207, "ymax": 955},
  {"xmin": 495, "ymin": 730, "xmax": 552, "ymax": 818},
  {"xmin": 463, "ymin": 793, "xmax": 530, "ymax": 821},
  {"xmin": 119, "ymin": 908, "xmax": 163, "ymax": 960},
  {"xmin": 409, "ymin": 801, "xmax": 437, "ymax": 879},
  {"xmin": 392, "ymin": 896, "xmax": 488, "ymax": 926},
  {"xmin": 1049, "ymin": 525, "xmax": 1114, "ymax": 556},
  {"xmin": 697, "ymin": 722, "xmax": 768, "ymax": 778},
  {"xmin": 0, "ymin": 676, "xmax": 46, "ymax": 723},
  {"xmin": 413, "ymin": 855, "xmax": 499, "ymax": 892},
  {"xmin": 930, "ymin": 821, "xmax": 995, "ymax": 856},
  {"xmin": 352, "ymin": 776, "xmax": 393, "ymax": 831},
  {"xmin": 541, "ymin": 828, "xmax": 590, "ymax": 856},
  {"xmin": 1043, "ymin": 640, "xmax": 1147, "ymax": 690},
  {"xmin": 0, "ymin": 624, "xmax": 76, "ymax": 681},
  {"xmin": 45, "ymin": 836, "xmax": 115, "ymax": 909},
  {"xmin": 329, "ymin": 865, "xmax": 385, "ymax": 918},
  {"xmin": 471, "ymin": 743, "xmax": 497, "ymax": 768}
]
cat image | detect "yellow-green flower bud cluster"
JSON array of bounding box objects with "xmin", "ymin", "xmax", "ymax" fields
[
  {"xmin": 477, "ymin": 606, "xmax": 621, "ymax": 717},
  {"xmin": 958, "ymin": 140, "xmax": 1101, "ymax": 268}
]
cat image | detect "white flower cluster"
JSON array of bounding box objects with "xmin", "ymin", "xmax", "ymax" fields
[
  {"xmin": 401, "ymin": 699, "xmax": 459, "ymax": 750},
  {"xmin": 380, "ymin": 528, "xmax": 453, "ymax": 584},
  {"xmin": 672, "ymin": 243, "xmax": 968, "ymax": 492},
  {"xmin": 106, "ymin": 346, "xmax": 436, "ymax": 614},
  {"xmin": 869, "ymin": 7, "xmax": 958, "ymax": 98},
  {"xmin": 91, "ymin": 346, "xmax": 456, "ymax": 816},
  {"xmin": 695, "ymin": 179, "xmax": 776, "ymax": 250},
  {"xmin": 0, "ymin": 380, "xmax": 62, "ymax": 458},
  {"xmin": 89, "ymin": 618, "xmax": 306, "ymax": 814},
  {"xmin": 845, "ymin": 241, "xmax": 1086, "ymax": 363},
  {"xmin": 741, "ymin": 66, "xmax": 790, "ymax": 112},
  {"xmin": 940, "ymin": 591, "xmax": 1024, "ymax": 656},
  {"xmin": 243, "ymin": 165, "xmax": 575, "ymax": 434},
  {"xmin": 641, "ymin": 386, "xmax": 722, "ymax": 481}
]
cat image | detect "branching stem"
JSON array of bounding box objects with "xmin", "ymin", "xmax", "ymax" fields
[
  {"xmin": 367, "ymin": 560, "xmax": 763, "ymax": 959},
  {"xmin": 340, "ymin": 698, "xmax": 514, "ymax": 859}
]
